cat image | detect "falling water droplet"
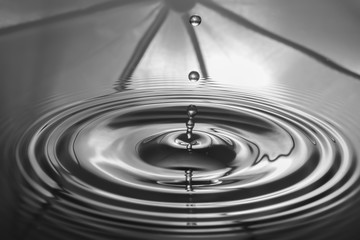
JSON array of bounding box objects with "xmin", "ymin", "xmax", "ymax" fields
[
  {"xmin": 188, "ymin": 71, "xmax": 200, "ymax": 82},
  {"xmin": 189, "ymin": 15, "xmax": 202, "ymax": 26},
  {"xmin": 185, "ymin": 169, "xmax": 193, "ymax": 192}
]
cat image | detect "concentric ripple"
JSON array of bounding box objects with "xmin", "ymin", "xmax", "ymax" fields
[{"xmin": 13, "ymin": 90, "xmax": 360, "ymax": 240}]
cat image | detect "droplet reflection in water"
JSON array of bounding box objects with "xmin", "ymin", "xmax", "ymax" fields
[
  {"xmin": 188, "ymin": 71, "xmax": 200, "ymax": 82},
  {"xmin": 185, "ymin": 169, "xmax": 193, "ymax": 192},
  {"xmin": 189, "ymin": 15, "xmax": 202, "ymax": 26}
]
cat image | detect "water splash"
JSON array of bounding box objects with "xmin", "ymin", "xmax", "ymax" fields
[
  {"xmin": 186, "ymin": 104, "xmax": 198, "ymax": 141},
  {"xmin": 3, "ymin": 89, "xmax": 359, "ymax": 239}
]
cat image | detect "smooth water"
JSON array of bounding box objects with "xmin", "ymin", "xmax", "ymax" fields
[{"xmin": 1, "ymin": 0, "xmax": 360, "ymax": 240}]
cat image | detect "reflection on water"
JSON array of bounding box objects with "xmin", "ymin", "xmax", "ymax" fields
[
  {"xmin": 2, "ymin": 89, "xmax": 360, "ymax": 240},
  {"xmin": 1, "ymin": 0, "xmax": 360, "ymax": 240}
]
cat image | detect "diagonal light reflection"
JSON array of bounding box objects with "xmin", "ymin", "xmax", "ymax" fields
[
  {"xmin": 0, "ymin": 0, "xmax": 150, "ymax": 36},
  {"xmin": 117, "ymin": 5, "xmax": 170, "ymax": 90},
  {"xmin": 199, "ymin": 0, "xmax": 360, "ymax": 82}
]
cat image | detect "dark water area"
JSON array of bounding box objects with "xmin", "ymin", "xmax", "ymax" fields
[{"xmin": 2, "ymin": 0, "xmax": 360, "ymax": 240}]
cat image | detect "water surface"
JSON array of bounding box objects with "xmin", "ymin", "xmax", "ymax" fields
[{"xmin": 1, "ymin": 1, "xmax": 360, "ymax": 239}]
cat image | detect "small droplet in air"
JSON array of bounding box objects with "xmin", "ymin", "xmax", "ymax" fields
[
  {"xmin": 188, "ymin": 71, "xmax": 200, "ymax": 82},
  {"xmin": 189, "ymin": 15, "xmax": 201, "ymax": 26}
]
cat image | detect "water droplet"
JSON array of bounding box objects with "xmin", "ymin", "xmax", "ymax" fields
[
  {"xmin": 187, "ymin": 105, "xmax": 198, "ymax": 117},
  {"xmin": 186, "ymin": 105, "xmax": 197, "ymax": 140},
  {"xmin": 188, "ymin": 71, "xmax": 200, "ymax": 82},
  {"xmin": 189, "ymin": 15, "xmax": 202, "ymax": 26}
]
